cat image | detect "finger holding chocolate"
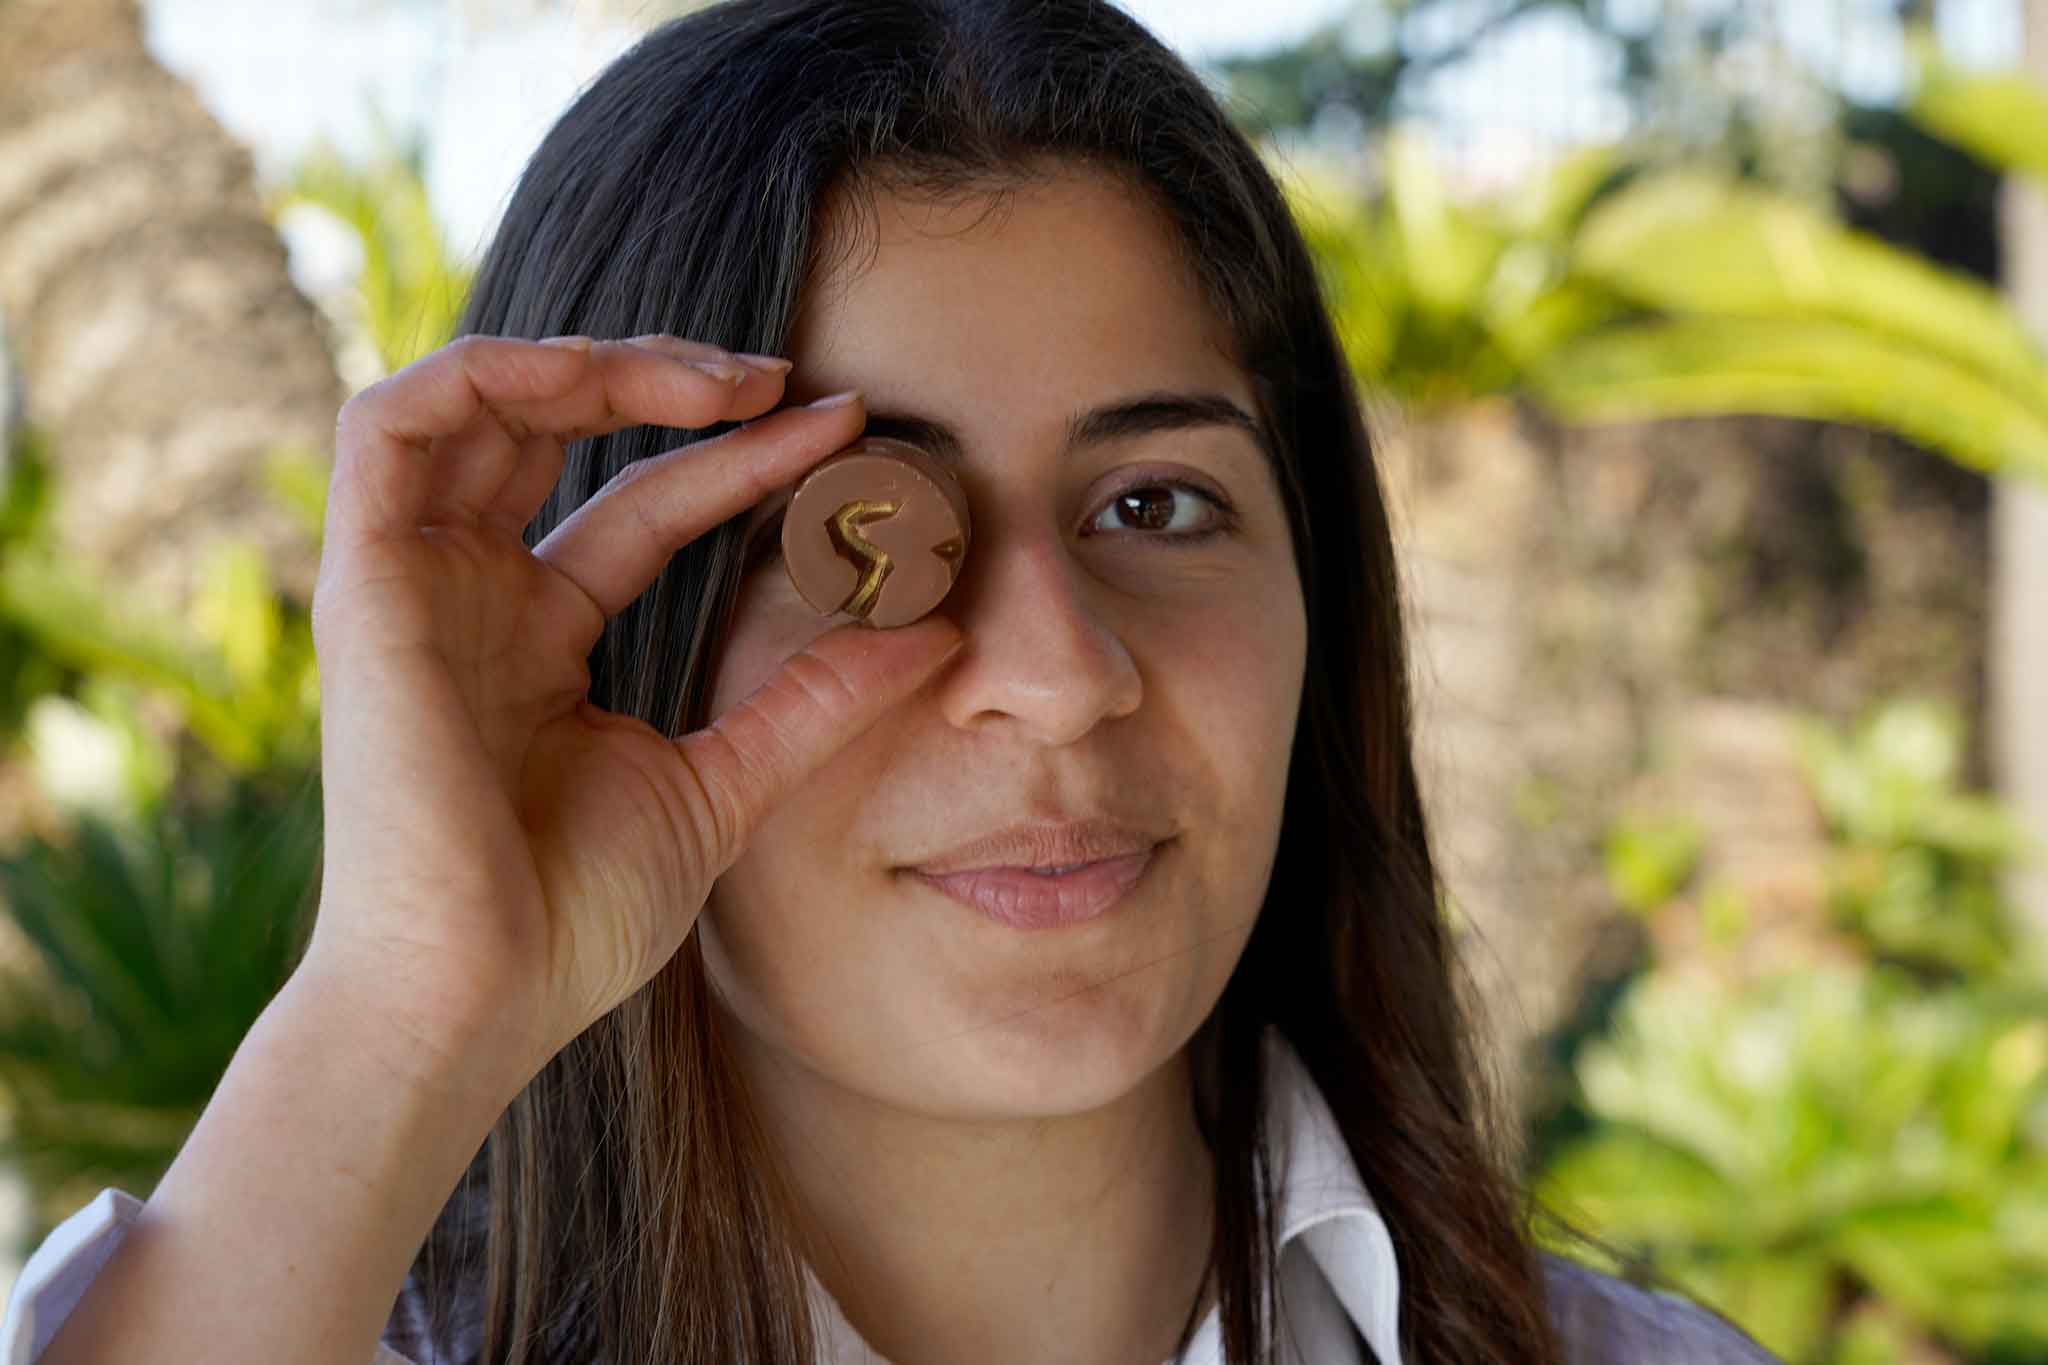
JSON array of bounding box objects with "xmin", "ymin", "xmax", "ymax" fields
[{"xmin": 781, "ymin": 436, "xmax": 971, "ymax": 628}]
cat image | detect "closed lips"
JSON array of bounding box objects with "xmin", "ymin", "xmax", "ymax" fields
[
  {"xmin": 906, "ymin": 833, "xmax": 1164, "ymax": 931},
  {"xmin": 908, "ymin": 820, "xmax": 1168, "ymax": 875}
]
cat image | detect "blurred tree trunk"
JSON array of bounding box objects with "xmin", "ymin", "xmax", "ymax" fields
[
  {"xmin": 0, "ymin": 0, "xmax": 341, "ymax": 616},
  {"xmin": 1995, "ymin": 0, "xmax": 2048, "ymax": 943}
]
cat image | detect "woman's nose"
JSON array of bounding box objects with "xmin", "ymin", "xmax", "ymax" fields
[{"xmin": 934, "ymin": 527, "xmax": 1142, "ymax": 745}]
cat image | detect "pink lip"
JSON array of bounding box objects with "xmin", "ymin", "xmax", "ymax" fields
[{"xmin": 909, "ymin": 847, "xmax": 1158, "ymax": 929}]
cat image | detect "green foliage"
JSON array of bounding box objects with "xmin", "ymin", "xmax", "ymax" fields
[
  {"xmin": 0, "ymin": 774, "xmax": 321, "ymax": 1242},
  {"xmin": 1288, "ymin": 136, "xmax": 2048, "ymax": 483},
  {"xmin": 1797, "ymin": 702, "xmax": 2044, "ymax": 987},
  {"xmin": 0, "ymin": 428, "xmax": 79, "ymax": 739},
  {"xmin": 260, "ymin": 444, "xmax": 330, "ymax": 545},
  {"xmin": 0, "ymin": 418, "xmax": 321, "ymax": 779},
  {"xmin": 0, "ymin": 114, "xmax": 461, "ymax": 1255},
  {"xmin": 1534, "ymin": 175, "xmax": 2048, "ymax": 481},
  {"xmin": 0, "ymin": 460, "xmax": 325, "ymax": 1242},
  {"xmin": 271, "ymin": 133, "xmax": 474, "ymax": 374},
  {"xmin": 0, "ymin": 539, "xmax": 319, "ymax": 777},
  {"xmin": 1538, "ymin": 702, "xmax": 2048, "ymax": 1363},
  {"xmin": 1603, "ymin": 810, "xmax": 1702, "ymax": 916},
  {"xmin": 1287, "ymin": 137, "xmax": 1628, "ymax": 411},
  {"xmin": 0, "ymin": 391, "xmax": 325, "ymax": 1255},
  {"xmin": 1909, "ymin": 39, "xmax": 2048, "ymax": 184}
]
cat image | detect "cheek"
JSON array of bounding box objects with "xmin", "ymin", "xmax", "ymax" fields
[
  {"xmin": 706, "ymin": 571, "xmax": 840, "ymax": 717},
  {"xmin": 698, "ymin": 677, "xmax": 872, "ymax": 1040},
  {"xmin": 1175, "ymin": 572, "xmax": 1306, "ymax": 864},
  {"xmin": 1153, "ymin": 562, "xmax": 1305, "ymax": 739}
]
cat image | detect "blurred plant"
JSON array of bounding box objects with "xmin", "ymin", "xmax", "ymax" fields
[
  {"xmin": 1538, "ymin": 966, "xmax": 2048, "ymax": 1361},
  {"xmin": 0, "ymin": 428, "xmax": 75, "ymax": 742},
  {"xmin": 0, "ymin": 430, "xmax": 322, "ymax": 779},
  {"xmin": 1286, "ymin": 123, "xmax": 2048, "ymax": 483},
  {"xmin": 0, "ymin": 772, "xmax": 321, "ymax": 1245},
  {"xmin": 1534, "ymin": 700, "xmax": 2048, "ymax": 1363},
  {"xmin": 1603, "ymin": 808, "xmax": 1703, "ymax": 915},
  {"xmin": 270, "ymin": 130, "xmax": 474, "ymax": 379},
  {"xmin": 0, "ymin": 406, "xmax": 328, "ymax": 1249},
  {"xmin": 1909, "ymin": 38, "xmax": 2048, "ymax": 185},
  {"xmin": 1798, "ymin": 701, "xmax": 2042, "ymax": 989},
  {"xmin": 0, "ymin": 109, "xmax": 479, "ymax": 1270},
  {"xmin": 0, "ymin": 114, "xmax": 464, "ymax": 1259}
]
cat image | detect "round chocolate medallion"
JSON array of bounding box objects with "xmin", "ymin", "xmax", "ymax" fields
[{"xmin": 781, "ymin": 436, "xmax": 971, "ymax": 628}]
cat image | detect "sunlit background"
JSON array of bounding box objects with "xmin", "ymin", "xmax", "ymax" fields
[{"xmin": 2, "ymin": 2, "xmax": 2046, "ymax": 1360}]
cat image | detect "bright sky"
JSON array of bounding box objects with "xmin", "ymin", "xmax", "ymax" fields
[
  {"xmin": 142, "ymin": 0, "xmax": 1360, "ymax": 259},
  {"xmin": 144, "ymin": 0, "xmax": 2022, "ymax": 266}
]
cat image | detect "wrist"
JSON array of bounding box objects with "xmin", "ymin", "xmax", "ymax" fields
[{"xmin": 280, "ymin": 947, "xmax": 547, "ymax": 1118}]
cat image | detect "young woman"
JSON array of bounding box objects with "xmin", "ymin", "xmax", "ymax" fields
[{"xmin": 5, "ymin": 2, "xmax": 1784, "ymax": 1362}]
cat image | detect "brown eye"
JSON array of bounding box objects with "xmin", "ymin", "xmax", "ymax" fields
[
  {"xmin": 1116, "ymin": 488, "xmax": 1175, "ymax": 530},
  {"xmin": 1087, "ymin": 482, "xmax": 1226, "ymax": 537}
]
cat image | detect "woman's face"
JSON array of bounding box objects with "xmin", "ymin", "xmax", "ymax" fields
[{"xmin": 701, "ymin": 168, "xmax": 1308, "ymax": 1118}]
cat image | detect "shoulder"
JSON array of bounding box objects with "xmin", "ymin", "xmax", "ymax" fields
[{"xmin": 1537, "ymin": 1251, "xmax": 1785, "ymax": 1365}]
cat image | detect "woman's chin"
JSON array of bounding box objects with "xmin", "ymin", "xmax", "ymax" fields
[{"xmin": 881, "ymin": 996, "xmax": 1196, "ymax": 1119}]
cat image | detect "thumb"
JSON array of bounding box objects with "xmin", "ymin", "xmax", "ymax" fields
[{"xmin": 678, "ymin": 617, "xmax": 965, "ymax": 869}]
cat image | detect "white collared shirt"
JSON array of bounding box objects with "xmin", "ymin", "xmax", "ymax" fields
[{"xmin": 0, "ymin": 1027, "xmax": 1403, "ymax": 1365}]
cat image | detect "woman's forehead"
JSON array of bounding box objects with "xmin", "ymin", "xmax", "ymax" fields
[
  {"xmin": 792, "ymin": 165, "xmax": 1225, "ymax": 351},
  {"xmin": 785, "ymin": 175, "xmax": 1241, "ymax": 407}
]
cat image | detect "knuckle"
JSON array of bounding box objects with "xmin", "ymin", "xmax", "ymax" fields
[
  {"xmin": 735, "ymin": 691, "xmax": 807, "ymax": 787},
  {"xmin": 599, "ymin": 455, "xmax": 652, "ymax": 493},
  {"xmin": 335, "ymin": 380, "xmax": 384, "ymax": 436},
  {"xmin": 776, "ymin": 646, "xmax": 861, "ymax": 718},
  {"xmin": 680, "ymin": 726, "xmax": 751, "ymax": 865}
]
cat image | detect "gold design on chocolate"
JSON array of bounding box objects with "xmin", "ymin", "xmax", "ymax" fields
[
  {"xmin": 931, "ymin": 536, "xmax": 965, "ymax": 570},
  {"xmin": 825, "ymin": 498, "xmax": 902, "ymax": 619}
]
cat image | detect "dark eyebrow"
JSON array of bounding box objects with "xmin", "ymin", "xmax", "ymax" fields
[{"xmin": 859, "ymin": 391, "xmax": 1273, "ymax": 470}]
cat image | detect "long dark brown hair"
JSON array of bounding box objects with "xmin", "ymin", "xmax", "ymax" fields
[{"xmin": 396, "ymin": 1, "xmax": 1589, "ymax": 1360}]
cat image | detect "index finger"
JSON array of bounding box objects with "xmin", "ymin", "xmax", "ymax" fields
[{"xmin": 329, "ymin": 334, "xmax": 772, "ymax": 544}]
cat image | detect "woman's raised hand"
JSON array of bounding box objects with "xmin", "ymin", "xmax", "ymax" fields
[{"xmin": 303, "ymin": 334, "xmax": 961, "ymax": 1087}]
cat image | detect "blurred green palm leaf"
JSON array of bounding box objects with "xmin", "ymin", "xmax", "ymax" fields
[
  {"xmin": 272, "ymin": 137, "xmax": 474, "ymax": 375},
  {"xmin": 1910, "ymin": 41, "xmax": 2048, "ymax": 183},
  {"xmin": 1530, "ymin": 316, "xmax": 2048, "ymax": 482},
  {"xmin": 1289, "ymin": 107, "xmax": 2048, "ymax": 485},
  {"xmin": 1569, "ymin": 173, "xmax": 2048, "ymax": 402},
  {"xmin": 0, "ymin": 776, "xmax": 320, "ymax": 1235},
  {"xmin": 0, "ymin": 541, "xmax": 318, "ymax": 775}
]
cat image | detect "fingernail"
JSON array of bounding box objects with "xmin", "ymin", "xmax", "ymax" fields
[
  {"xmin": 539, "ymin": 335, "xmax": 593, "ymax": 350},
  {"xmin": 687, "ymin": 359, "xmax": 750, "ymax": 385},
  {"xmin": 807, "ymin": 389, "xmax": 862, "ymax": 408},
  {"xmin": 734, "ymin": 353, "xmax": 794, "ymax": 373}
]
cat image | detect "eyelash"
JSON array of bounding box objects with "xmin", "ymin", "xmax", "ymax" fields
[{"xmin": 742, "ymin": 480, "xmax": 1234, "ymax": 567}]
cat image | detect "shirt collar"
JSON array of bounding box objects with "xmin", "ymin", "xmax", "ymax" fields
[
  {"xmin": 804, "ymin": 1025, "xmax": 1404, "ymax": 1365},
  {"xmin": 1258, "ymin": 1024, "xmax": 1405, "ymax": 1364}
]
